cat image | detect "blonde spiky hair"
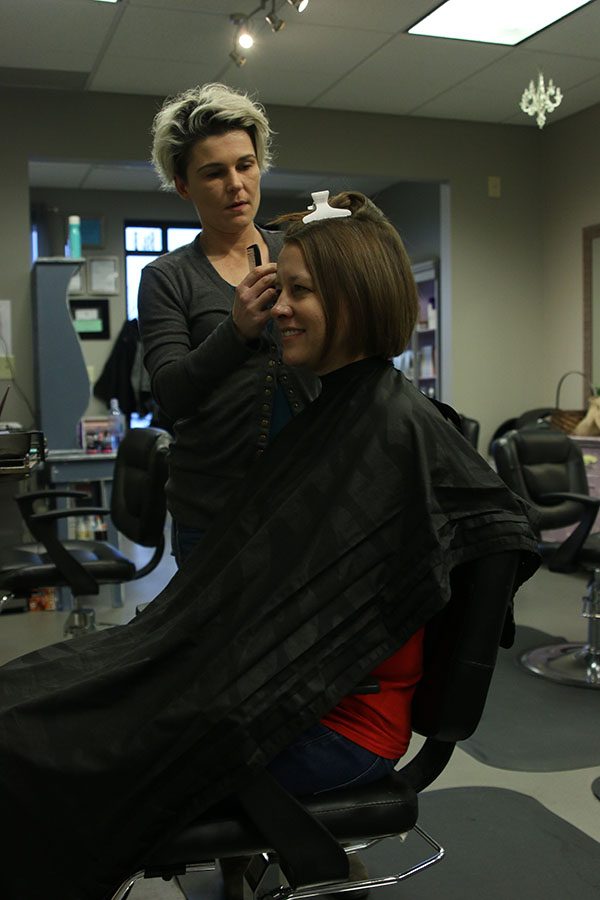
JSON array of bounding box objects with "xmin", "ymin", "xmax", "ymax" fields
[{"xmin": 151, "ymin": 82, "xmax": 274, "ymax": 190}]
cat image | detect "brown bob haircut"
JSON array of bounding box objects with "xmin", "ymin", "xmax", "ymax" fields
[{"xmin": 274, "ymin": 192, "xmax": 418, "ymax": 361}]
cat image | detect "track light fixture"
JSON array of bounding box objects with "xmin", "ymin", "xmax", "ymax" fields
[
  {"xmin": 238, "ymin": 27, "xmax": 254, "ymax": 48},
  {"xmin": 228, "ymin": 1, "xmax": 311, "ymax": 66},
  {"xmin": 265, "ymin": 1, "xmax": 286, "ymax": 32},
  {"xmin": 230, "ymin": 13, "xmax": 254, "ymax": 49},
  {"xmin": 229, "ymin": 47, "xmax": 247, "ymax": 67}
]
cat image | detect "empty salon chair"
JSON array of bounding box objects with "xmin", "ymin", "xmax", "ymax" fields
[
  {"xmin": 0, "ymin": 427, "xmax": 171, "ymax": 636},
  {"xmin": 110, "ymin": 550, "xmax": 521, "ymax": 900},
  {"xmin": 492, "ymin": 429, "xmax": 600, "ymax": 688},
  {"xmin": 514, "ymin": 407, "xmax": 554, "ymax": 430},
  {"xmin": 486, "ymin": 408, "xmax": 553, "ymax": 455},
  {"xmin": 459, "ymin": 414, "xmax": 480, "ymax": 450}
]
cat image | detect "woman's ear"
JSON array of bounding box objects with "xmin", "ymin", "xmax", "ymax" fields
[{"xmin": 174, "ymin": 175, "xmax": 190, "ymax": 200}]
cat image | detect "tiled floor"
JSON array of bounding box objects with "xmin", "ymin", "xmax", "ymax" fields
[{"xmin": 1, "ymin": 526, "xmax": 599, "ymax": 899}]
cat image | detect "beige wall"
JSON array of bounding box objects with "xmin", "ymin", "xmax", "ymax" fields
[
  {"xmin": 2, "ymin": 85, "xmax": 598, "ymax": 453},
  {"xmin": 541, "ymin": 103, "xmax": 600, "ymax": 410}
]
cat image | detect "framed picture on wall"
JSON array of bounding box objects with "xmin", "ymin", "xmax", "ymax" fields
[
  {"xmin": 69, "ymin": 298, "xmax": 110, "ymax": 340},
  {"xmin": 68, "ymin": 265, "xmax": 86, "ymax": 295},
  {"xmin": 88, "ymin": 257, "xmax": 119, "ymax": 295},
  {"xmin": 81, "ymin": 216, "xmax": 105, "ymax": 249}
]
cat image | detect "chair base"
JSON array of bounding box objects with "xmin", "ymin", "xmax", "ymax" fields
[
  {"xmin": 63, "ymin": 607, "xmax": 96, "ymax": 637},
  {"xmin": 109, "ymin": 828, "xmax": 444, "ymax": 900},
  {"xmin": 520, "ymin": 642, "xmax": 600, "ymax": 688}
]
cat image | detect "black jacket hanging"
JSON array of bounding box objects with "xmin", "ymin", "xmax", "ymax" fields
[{"xmin": 93, "ymin": 317, "xmax": 152, "ymax": 417}]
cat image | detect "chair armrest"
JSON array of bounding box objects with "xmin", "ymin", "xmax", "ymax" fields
[
  {"xmin": 540, "ymin": 492, "xmax": 600, "ymax": 508},
  {"xmin": 15, "ymin": 490, "xmax": 92, "ymax": 523},
  {"xmin": 539, "ymin": 492, "xmax": 600, "ymax": 572},
  {"xmin": 27, "ymin": 506, "xmax": 109, "ymax": 524},
  {"xmin": 17, "ymin": 489, "xmax": 92, "ymax": 503},
  {"xmin": 23, "ymin": 504, "xmax": 103, "ymax": 597},
  {"xmin": 395, "ymin": 736, "xmax": 455, "ymax": 793}
]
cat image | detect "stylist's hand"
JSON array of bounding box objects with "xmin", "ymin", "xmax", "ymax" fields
[{"xmin": 232, "ymin": 263, "xmax": 278, "ymax": 341}]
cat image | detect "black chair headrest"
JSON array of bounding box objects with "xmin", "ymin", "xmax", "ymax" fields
[
  {"xmin": 111, "ymin": 427, "xmax": 171, "ymax": 547},
  {"xmin": 492, "ymin": 429, "xmax": 589, "ymax": 530}
]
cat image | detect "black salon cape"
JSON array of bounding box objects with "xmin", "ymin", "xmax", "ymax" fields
[{"xmin": 0, "ymin": 359, "xmax": 539, "ymax": 900}]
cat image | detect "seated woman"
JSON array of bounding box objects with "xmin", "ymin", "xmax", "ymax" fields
[{"xmin": 0, "ymin": 192, "xmax": 539, "ymax": 900}]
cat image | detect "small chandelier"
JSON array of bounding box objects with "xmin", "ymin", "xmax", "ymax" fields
[{"xmin": 520, "ymin": 72, "xmax": 563, "ymax": 129}]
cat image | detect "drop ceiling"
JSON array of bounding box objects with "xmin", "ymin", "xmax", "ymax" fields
[{"xmin": 6, "ymin": 0, "xmax": 600, "ymax": 192}]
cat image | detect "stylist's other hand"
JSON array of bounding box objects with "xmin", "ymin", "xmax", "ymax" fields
[{"xmin": 232, "ymin": 263, "xmax": 278, "ymax": 341}]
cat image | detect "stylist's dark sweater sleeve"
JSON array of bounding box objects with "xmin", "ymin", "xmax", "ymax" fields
[{"xmin": 138, "ymin": 265, "xmax": 255, "ymax": 422}]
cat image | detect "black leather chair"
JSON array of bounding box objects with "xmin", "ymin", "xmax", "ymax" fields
[
  {"xmin": 492, "ymin": 428, "xmax": 600, "ymax": 688},
  {"xmin": 486, "ymin": 408, "xmax": 553, "ymax": 456},
  {"xmin": 110, "ymin": 550, "xmax": 521, "ymax": 900},
  {"xmin": 0, "ymin": 427, "xmax": 171, "ymax": 636},
  {"xmin": 459, "ymin": 414, "xmax": 480, "ymax": 450}
]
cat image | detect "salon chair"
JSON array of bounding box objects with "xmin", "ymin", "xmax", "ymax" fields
[
  {"xmin": 492, "ymin": 428, "xmax": 600, "ymax": 688},
  {"xmin": 0, "ymin": 427, "xmax": 171, "ymax": 636},
  {"xmin": 486, "ymin": 408, "xmax": 553, "ymax": 456},
  {"xmin": 458, "ymin": 415, "xmax": 480, "ymax": 450},
  {"xmin": 110, "ymin": 549, "xmax": 521, "ymax": 900}
]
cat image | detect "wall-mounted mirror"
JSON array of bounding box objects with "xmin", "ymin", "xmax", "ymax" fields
[{"xmin": 583, "ymin": 223, "xmax": 600, "ymax": 394}]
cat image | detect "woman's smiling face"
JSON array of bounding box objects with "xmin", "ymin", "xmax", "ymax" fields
[{"xmin": 272, "ymin": 243, "xmax": 363, "ymax": 375}]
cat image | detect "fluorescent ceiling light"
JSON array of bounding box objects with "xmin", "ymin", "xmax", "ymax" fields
[
  {"xmin": 92, "ymin": 0, "xmax": 120, "ymax": 4},
  {"xmin": 408, "ymin": 0, "xmax": 592, "ymax": 46}
]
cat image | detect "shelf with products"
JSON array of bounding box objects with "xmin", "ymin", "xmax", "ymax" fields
[{"xmin": 392, "ymin": 260, "xmax": 440, "ymax": 398}]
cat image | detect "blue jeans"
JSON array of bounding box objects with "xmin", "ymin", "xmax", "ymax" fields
[
  {"xmin": 171, "ymin": 521, "xmax": 205, "ymax": 568},
  {"xmin": 267, "ymin": 723, "xmax": 397, "ymax": 797}
]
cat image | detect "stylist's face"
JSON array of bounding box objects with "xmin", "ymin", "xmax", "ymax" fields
[
  {"xmin": 174, "ymin": 129, "xmax": 260, "ymax": 232},
  {"xmin": 273, "ymin": 244, "xmax": 353, "ymax": 375}
]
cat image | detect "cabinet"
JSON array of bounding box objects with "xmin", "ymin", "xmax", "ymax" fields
[
  {"xmin": 393, "ymin": 260, "xmax": 440, "ymax": 398},
  {"xmin": 32, "ymin": 258, "xmax": 90, "ymax": 450}
]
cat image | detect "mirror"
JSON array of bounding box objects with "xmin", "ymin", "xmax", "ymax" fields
[{"xmin": 583, "ymin": 223, "xmax": 600, "ymax": 394}]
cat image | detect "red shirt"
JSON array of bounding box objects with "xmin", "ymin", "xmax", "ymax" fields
[{"xmin": 320, "ymin": 627, "xmax": 425, "ymax": 759}]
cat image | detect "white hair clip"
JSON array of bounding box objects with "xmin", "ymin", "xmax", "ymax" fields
[{"xmin": 302, "ymin": 190, "xmax": 352, "ymax": 224}]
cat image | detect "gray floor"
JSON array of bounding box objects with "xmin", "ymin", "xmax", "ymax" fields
[{"xmin": 1, "ymin": 524, "xmax": 599, "ymax": 899}]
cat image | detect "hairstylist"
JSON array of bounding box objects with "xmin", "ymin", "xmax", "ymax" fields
[{"xmin": 138, "ymin": 83, "xmax": 320, "ymax": 567}]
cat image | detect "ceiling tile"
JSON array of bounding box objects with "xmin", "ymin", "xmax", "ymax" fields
[
  {"xmin": 0, "ymin": 0, "xmax": 115, "ymax": 68},
  {"xmin": 127, "ymin": 0, "xmax": 235, "ymax": 11},
  {"xmin": 312, "ymin": 33, "xmax": 509, "ymax": 112},
  {"xmin": 105, "ymin": 6, "xmax": 227, "ymax": 63},
  {"xmin": 29, "ymin": 161, "xmax": 93, "ymax": 189},
  {"xmin": 223, "ymin": 64, "xmax": 349, "ymax": 108},
  {"xmin": 89, "ymin": 56, "xmax": 225, "ymax": 96},
  {"xmin": 288, "ymin": 0, "xmax": 428, "ymax": 32},
  {"xmin": 228, "ymin": 22, "xmax": 393, "ymax": 77},
  {"xmin": 411, "ymin": 84, "xmax": 529, "ymax": 125},
  {"xmin": 459, "ymin": 49, "xmax": 600, "ymax": 94},
  {"xmin": 525, "ymin": 1, "xmax": 600, "ymax": 59}
]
